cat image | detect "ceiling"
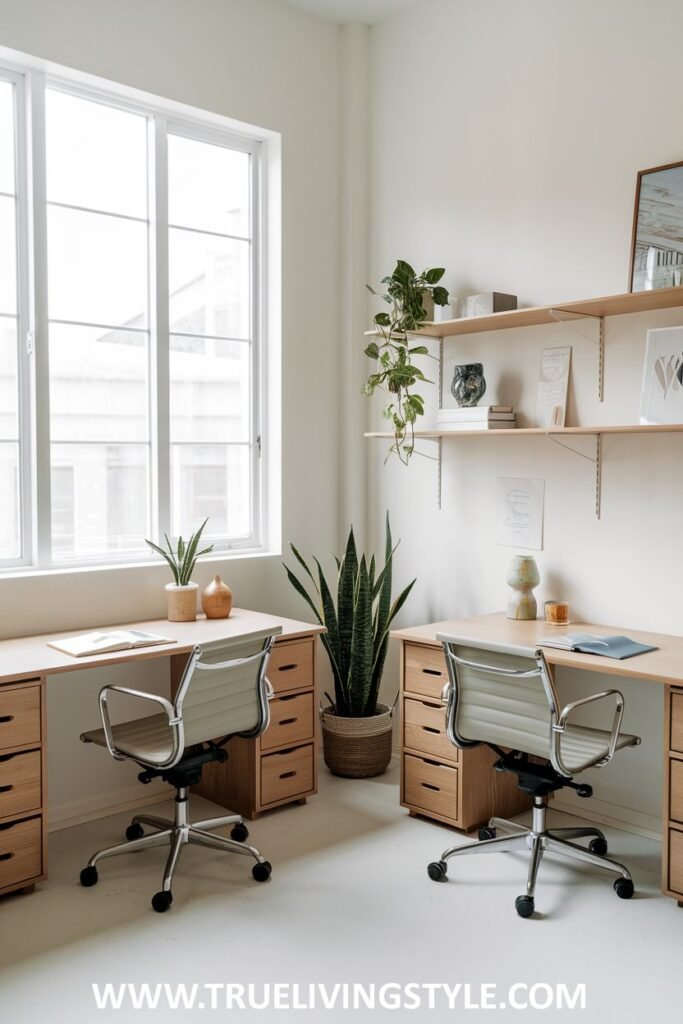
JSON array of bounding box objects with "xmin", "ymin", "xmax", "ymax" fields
[{"xmin": 282, "ymin": 0, "xmax": 417, "ymax": 25}]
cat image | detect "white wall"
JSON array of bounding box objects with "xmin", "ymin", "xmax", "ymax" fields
[
  {"xmin": 0, "ymin": 0, "xmax": 342, "ymax": 821},
  {"xmin": 368, "ymin": 0, "xmax": 683, "ymax": 832}
]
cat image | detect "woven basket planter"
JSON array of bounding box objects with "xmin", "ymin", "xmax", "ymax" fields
[{"xmin": 321, "ymin": 703, "xmax": 393, "ymax": 779}]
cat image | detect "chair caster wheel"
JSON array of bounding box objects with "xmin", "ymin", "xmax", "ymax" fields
[
  {"xmin": 589, "ymin": 837, "xmax": 608, "ymax": 856},
  {"xmin": 614, "ymin": 877, "xmax": 634, "ymax": 900},
  {"xmin": 252, "ymin": 861, "xmax": 272, "ymax": 882},
  {"xmin": 80, "ymin": 866, "xmax": 98, "ymax": 887},
  {"xmin": 515, "ymin": 895, "xmax": 535, "ymax": 918},
  {"xmin": 126, "ymin": 823, "xmax": 144, "ymax": 841},
  {"xmin": 152, "ymin": 891, "xmax": 173, "ymax": 913},
  {"xmin": 427, "ymin": 861, "xmax": 447, "ymax": 882},
  {"xmin": 478, "ymin": 827, "xmax": 496, "ymax": 841},
  {"xmin": 231, "ymin": 822, "xmax": 249, "ymax": 842}
]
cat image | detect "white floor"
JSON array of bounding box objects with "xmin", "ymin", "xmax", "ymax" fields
[{"xmin": 0, "ymin": 760, "xmax": 679, "ymax": 1022}]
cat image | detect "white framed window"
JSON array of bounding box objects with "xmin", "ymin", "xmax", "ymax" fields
[{"xmin": 0, "ymin": 57, "xmax": 269, "ymax": 572}]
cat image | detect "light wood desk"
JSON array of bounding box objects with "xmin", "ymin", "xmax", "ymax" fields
[
  {"xmin": 0, "ymin": 609, "xmax": 323, "ymax": 900},
  {"xmin": 392, "ymin": 612, "xmax": 683, "ymax": 907}
]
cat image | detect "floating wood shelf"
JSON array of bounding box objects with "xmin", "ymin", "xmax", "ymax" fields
[{"xmin": 365, "ymin": 423, "xmax": 683, "ymax": 439}]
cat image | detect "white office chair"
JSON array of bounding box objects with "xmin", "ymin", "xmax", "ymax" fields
[
  {"xmin": 79, "ymin": 627, "xmax": 280, "ymax": 912},
  {"xmin": 427, "ymin": 635, "xmax": 641, "ymax": 918}
]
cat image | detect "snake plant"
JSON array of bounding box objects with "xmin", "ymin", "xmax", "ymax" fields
[
  {"xmin": 284, "ymin": 515, "xmax": 415, "ymax": 717},
  {"xmin": 145, "ymin": 518, "xmax": 213, "ymax": 586}
]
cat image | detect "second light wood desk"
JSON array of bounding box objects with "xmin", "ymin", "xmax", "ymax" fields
[
  {"xmin": 392, "ymin": 611, "xmax": 683, "ymax": 907},
  {"xmin": 0, "ymin": 609, "xmax": 323, "ymax": 901}
]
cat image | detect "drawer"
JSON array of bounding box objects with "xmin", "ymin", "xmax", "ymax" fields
[
  {"xmin": 0, "ymin": 816, "xmax": 42, "ymax": 891},
  {"xmin": 261, "ymin": 692, "xmax": 314, "ymax": 752},
  {"xmin": 261, "ymin": 744, "xmax": 314, "ymax": 806},
  {"xmin": 671, "ymin": 692, "xmax": 683, "ymax": 754},
  {"xmin": 404, "ymin": 643, "xmax": 447, "ymax": 701},
  {"xmin": 0, "ymin": 750, "xmax": 41, "ymax": 819},
  {"xmin": 403, "ymin": 753, "xmax": 459, "ymax": 821},
  {"xmin": 0, "ymin": 685, "xmax": 41, "ymax": 752},
  {"xmin": 668, "ymin": 827, "xmax": 683, "ymax": 896},
  {"xmin": 403, "ymin": 697, "xmax": 457, "ymax": 763},
  {"xmin": 670, "ymin": 758, "xmax": 683, "ymax": 824},
  {"xmin": 268, "ymin": 639, "xmax": 314, "ymax": 694}
]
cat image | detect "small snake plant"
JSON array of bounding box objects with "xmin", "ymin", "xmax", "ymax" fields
[{"xmin": 146, "ymin": 518, "xmax": 213, "ymax": 586}]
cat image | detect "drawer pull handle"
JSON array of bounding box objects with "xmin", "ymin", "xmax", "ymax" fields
[
  {"xmin": 279, "ymin": 718, "xmax": 297, "ymax": 726},
  {"xmin": 423, "ymin": 758, "xmax": 440, "ymax": 767},
  {"xmin": 278, "ymin": 664, "xmax": 297, "ymax": 672},
  {"xmin": 278, "ymin": 695, "xmax": 298, "ymax": 702},
  {"xmin": 422, "ymin": 726, "xmax": 440, "ymax": 735},
  {"xmin": 0, "ymin": 785, "xmax": 13, "ymax": 794},
  {"xmin": 422, "ymin": 668, "xmax": 442, "ymax": 677},
  {"xmin": 0, "ymin": 715, "xmax": 14, "ymax": 724},
  {"xmin": 279, "ymin": 770, "xmax": 297, "ymax": 780},
  {"xmin": 421, "ymin": 783, "xmax": 440, "ymax": 792},
  {"xmin": 421, "ymin": 701, "xmax": 441, "ymax": 709},
  {"xmin": 0, "ymin": 852, "xmax": 14, "ymax": 862}
]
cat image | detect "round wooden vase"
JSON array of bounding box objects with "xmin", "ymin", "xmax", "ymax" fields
[
  {"xmin": 165, "ymin": 582, "xmax": 198, "ymax": 622},
  {"xmin": 201, "ymin": 575, "xmax": 233, "ymax": 619}
]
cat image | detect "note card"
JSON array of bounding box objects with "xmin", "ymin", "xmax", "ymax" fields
[{"xmin": 495, "ymin": 477, "xmax": 545, "ymax": 550}]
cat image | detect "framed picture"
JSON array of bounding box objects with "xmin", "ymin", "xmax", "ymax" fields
[
  {"xmin": 630, "ymin": 161, "xmax": 683, "ymax": 292},
  {"xmin": 640, "ymin": 325, "xmax": 683, "ymax": 424}
]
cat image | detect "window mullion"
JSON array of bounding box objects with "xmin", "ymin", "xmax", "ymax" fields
[
  {"xmin": 151, "ymin": 115, "xmax": 170, "ymax": 542},
  {"xmin": 26, "ymin": 70, "xmax": 52, "ymax": 567}
]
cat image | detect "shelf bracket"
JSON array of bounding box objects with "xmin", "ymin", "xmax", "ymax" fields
[
  {"xmin": 547, "ymin": 431, "xmax": 602, "ymax": 519},
  {"xmin": 411, "ymin": 437, "xmax": 443, "ymax": 509},
  {"xmin": 548, "ymin": 308, "xmax": 605, "ymax": 403}
]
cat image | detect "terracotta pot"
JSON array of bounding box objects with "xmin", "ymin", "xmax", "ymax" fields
[
  {"xmin": 165, "ymin": 582, "xmax": 198, "ymax": 622},
  {"xmin": 201, "ymin": 574, "xmax": 233, "ymax": 619},
  {"xmin": 320, "ymin": 703, "xmax": 393, "ymax": 778}
]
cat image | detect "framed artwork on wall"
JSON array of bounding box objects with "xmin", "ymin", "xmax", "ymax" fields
[
  {"xmin": 640, "ymin": 325, "xmax": 683, "ymax": 424},
  {"xmin": 630, "ymin": 161, "xmax": 683, "ymax": 292}
]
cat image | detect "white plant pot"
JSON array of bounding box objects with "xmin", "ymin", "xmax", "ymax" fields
[{"xmin": 165, "ymin": 582, "xmax": 198, "ymax": 622}]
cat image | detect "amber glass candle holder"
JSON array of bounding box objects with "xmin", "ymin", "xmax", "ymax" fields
[{"xmin": 544, "ymin": 600, "xmax": 569, "ymax": 625}]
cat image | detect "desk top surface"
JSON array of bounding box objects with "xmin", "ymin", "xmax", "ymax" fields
[
  {"xmin": 392, "ymin": 612, "xmax": 683, "ymax": 686},
  {"xmin": 0, "ymin": 609, "xmax": 323, "ymax": 685}
]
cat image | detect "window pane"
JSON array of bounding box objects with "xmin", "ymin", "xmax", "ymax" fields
[
  {"xmin": 46, "ymin": 89, "xmax": 147, "ymax": 218},
  {"xmin": 169, "ymin": 229, "xmax": 249, "ymax": 339},
  {"xmin": 0, "ymin": 196, "xmax": 17, "ymax": 315},
  {"xmin": 0, "ymin": 80, "xmax": 15, "ymax": 195},
  {"xmin": 171, "ymin": 444, "xmax": 250, "ymax": 540},
  {"xmin": 0, "ymin": 318, "xmax": 18, "ymax": 439},
  {"xmin": 51, "ymin": 443, "xmax": 149, "ymax": 560},
  {"xmin": 0, "ymin": 442, "xmax": 20, "ymax": 559},
  {"xmin": 168, "ymin": 134, "xmax": 250, "ymax": 237},
  {"xmin": 170, "ymin": 336, "xmax": 249, "ymax": 443},
  {"xmin": 49, "ymin": 324, "xmax": 149, "ymax": 442},
  {"xmin": 47, "ymin": 206, "xmax": 148, "ymax": 327}
]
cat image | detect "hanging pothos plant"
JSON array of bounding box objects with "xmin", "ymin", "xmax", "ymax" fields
[{"xmin": 363, "ymin": 260, "xmax": 449, "ymax": 463}]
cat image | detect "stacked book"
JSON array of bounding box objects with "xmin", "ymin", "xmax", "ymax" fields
[{"xmin": 436, "ymin": 405, "xmax": 516, "ymax": 431}]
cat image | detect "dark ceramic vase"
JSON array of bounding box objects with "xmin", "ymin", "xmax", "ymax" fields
[{"xmin": 451, "ymin": 363, "xmax": 486, "ymax": 407}]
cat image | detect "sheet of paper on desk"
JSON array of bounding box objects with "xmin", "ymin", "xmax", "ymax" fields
[{"xmin": 495, "ymin": 476, "xmax": 545, "ymax": 550}]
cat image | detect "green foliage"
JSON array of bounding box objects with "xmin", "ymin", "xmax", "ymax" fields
[
  {"xmin": 283, "ymin": 515, "xmax": 415, "ymax": 717},
  {"xmin": 364, "ymin": 260, "xmax": 449, "ymax": 464},
  {"xmin": 145, "ymin": 518, "xmax": 214, "ymax": 586}
]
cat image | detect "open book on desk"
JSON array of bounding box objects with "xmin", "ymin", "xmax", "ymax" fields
[
  {"xmin": 539, "ymin": 633, "xmax": 658, "ymax": 660},
  {"xmin": 48, "ymin": 629, "xmax": 176, "ymax": 658}
]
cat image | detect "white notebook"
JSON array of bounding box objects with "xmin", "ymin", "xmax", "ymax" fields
[{"xmin": 48, "ymin": 628, "xmax": 175, "ymax": 658}]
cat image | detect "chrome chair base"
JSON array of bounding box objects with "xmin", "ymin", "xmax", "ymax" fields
[
  {"xmin": 428, "ymin": 796, "xmax": 635, "ymax": 917},
  {"xmin": 80, "ymin": 787, "xmax": 272, "ymax": 911}
]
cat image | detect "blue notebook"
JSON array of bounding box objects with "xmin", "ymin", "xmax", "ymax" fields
[{"xmin": 539, "ymin": 633, "xmax": 658, "ymax": 660}]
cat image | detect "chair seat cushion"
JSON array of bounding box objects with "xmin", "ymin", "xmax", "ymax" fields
[
  {"xmin": 81, "ymin": 714, "xmax": 175, "ymax": 766},
  {"xmin": 560, "ymin": 723, "xmax": 639, "ymax": 773}
]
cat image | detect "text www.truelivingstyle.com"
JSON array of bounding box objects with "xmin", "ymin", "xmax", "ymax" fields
[{"xmin": 92, "ymin": 981, "xmax": 586, "ymax": 1012}]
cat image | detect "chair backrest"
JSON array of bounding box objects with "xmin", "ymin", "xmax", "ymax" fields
[
  {"xmin": 437, "ymin": 634, "xmax": 560, "ymax": 759},
  {"xmin": 175, "ymin": 627, "xmax": 281, "ymax": 747}
]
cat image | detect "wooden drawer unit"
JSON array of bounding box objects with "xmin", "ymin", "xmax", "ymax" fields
[
  {"xmin": 0, "ymin": 684, "xmax": 41, "ymax": 752},
  {"xmin": 667, "ymin": 827, "xmax": 683, "ymax": 897},
  {"xmin": 404, "ymin": 754, "xmax": 459, "ymax": 821},
  {"xmin": 404, "ymin": 643, "xmax": 448, "ymax": 700},
  {"xmin": 0, "ymin": 816, "xmax": 43, "ymax": 893},
  {"xmin": 670, "ymin": 691, "xmax": 683, "ymax": 754},
  {"xmin": 0, "ymin": 750, "xmax": 42, "ymax": 820},
  {"xmin": 261, "ymin": 744, "xmax": 314, "ymax": 806},
  {"xmin": 261, "ymin": 692, "xmax": 314, "ymax": 752},
  {"xmin": 403, "ymin": 696, "xmax": 457, "ymax": 764},
  {"xmin": 268, "ymin": 638, "xmax": 314, "ymax": 694}
]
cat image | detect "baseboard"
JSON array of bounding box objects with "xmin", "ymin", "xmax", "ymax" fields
[
  {"xmin": 48, "ymin": 782, "xmax": 169, "ymax": 832},
  {"xmin": 551, "ymin": 792, "xmax": 662, "ymax": 841}
]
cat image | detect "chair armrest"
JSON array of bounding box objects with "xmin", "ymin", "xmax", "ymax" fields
[
  {"xmin": 265, "ymin": 677, "xmax": 275, "ymax": 700},
  {"xmin": 98, "ymin": 685, "xmax": 184, "ymax": 767},
  {"xmin": 551, "ymin": 689, "xmax": 625, "ymax": 775}
]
